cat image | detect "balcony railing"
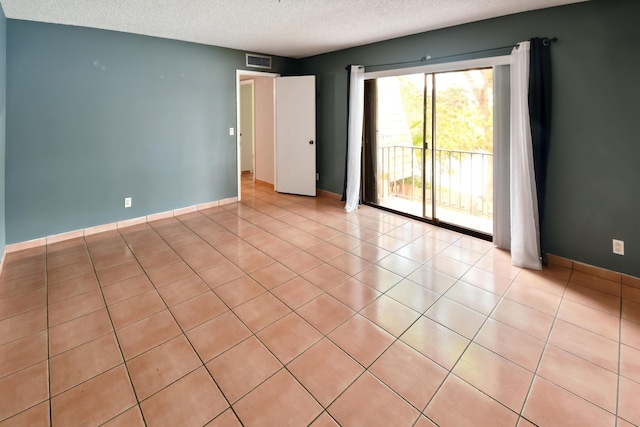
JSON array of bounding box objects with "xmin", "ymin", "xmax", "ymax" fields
[{"xmin": 378, "ymin": 145, "xmax": 493, "ymax": 219}]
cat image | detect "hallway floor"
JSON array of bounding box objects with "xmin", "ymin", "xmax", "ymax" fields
[{"xmin": 0, "ymin": 175, "xmax": 639, "ymax": 426}]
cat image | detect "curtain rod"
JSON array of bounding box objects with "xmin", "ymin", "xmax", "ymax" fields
[{"xmin": 354, "ymin": 37, "xmax": 557, "ymax": 70}]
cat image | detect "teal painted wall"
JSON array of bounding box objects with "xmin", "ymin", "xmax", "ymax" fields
[
  {"xmin": 300, "ymin": 0, "xmax": 640, "ymax": 277},
  {"xmin": 6, "ymin": 20, "xmax": 296, "ymax": 244},
  {"xmin": 0, "ymin": 5, "xmax": 6, "ymax": 258}
]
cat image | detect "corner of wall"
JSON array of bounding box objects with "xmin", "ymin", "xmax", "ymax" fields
[{"xmin": 0, "ymin": 3, "xmax": 7, "ymax": 269}]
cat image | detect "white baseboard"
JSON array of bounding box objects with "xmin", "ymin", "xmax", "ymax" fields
[{"xmin": 4, "ymin": 196, "xmax": 238, "ymax": 254}]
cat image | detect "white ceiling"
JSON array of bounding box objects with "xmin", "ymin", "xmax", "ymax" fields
[{"xmin": 0, "ymin": 0, "xmax": 587, "ymax": 58}]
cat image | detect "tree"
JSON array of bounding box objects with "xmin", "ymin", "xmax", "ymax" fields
[
  {"xmin": 396, "ymin": 69, "xmax": 493, "ymax": 153},
  {"xmin": 398, "ymin": 75, "xmax": 425, "ymax": 148},
  {"xmin": 392, "ymin": 70, "xmax": 494, "ymax": 214}
]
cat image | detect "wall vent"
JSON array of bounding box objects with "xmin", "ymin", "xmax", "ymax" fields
[{"xmin": 246, "ymin": 53, "xmax": 272, "ymax": 69}]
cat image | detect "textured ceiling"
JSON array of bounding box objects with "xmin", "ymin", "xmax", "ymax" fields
[{"xmin": 0, "ymin": 0, "xmax": 587, "ymax": 58}]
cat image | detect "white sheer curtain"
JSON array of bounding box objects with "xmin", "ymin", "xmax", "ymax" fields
[
  {"xmin": 510, "ymin": 42, "xmax": 542, "ymax": 269},
  {"xmin": 345, "ymin": 65, "xmax": 365, "ymax": 212}
]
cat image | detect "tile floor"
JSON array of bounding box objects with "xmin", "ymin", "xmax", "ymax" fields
[{"xmin": 0, "ymin": 175, "xmax": 639, "ymax": 426}]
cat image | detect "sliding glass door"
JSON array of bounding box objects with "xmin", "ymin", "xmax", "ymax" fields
[
  {"xmin": 363, "ymin": 68, "xmax": 494, "ymax": 235},
  {"xmin": 371, "ymin": 74, "xmax": 428, "ymax": 218}
]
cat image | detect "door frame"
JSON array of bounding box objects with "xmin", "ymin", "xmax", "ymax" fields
[
  {"xmin": 235, "ymin": 69, "xmax": 280, "ymax": 201},
  {"xmin": 240, "ymin": 79, "xmax": 255, "ymax": 179},
  {"xmin": 362, "ymin": 56, "xmax": 510, "ymax": 238}
]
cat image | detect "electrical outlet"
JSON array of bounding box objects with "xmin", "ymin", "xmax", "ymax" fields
[
  {"xmin": 316, "ymin": 173, "xmax": 319, "ymax": 181},
  {"xmin": 613, "ymin": 239, "xmax": 624, "ymax": 256},
  {"xmin": 124, "ymin": 197, "xmax": 132, "ymax": 208},
  {"xmin": 229, "ymin": 127, "xmax": 235, "ymax": 136}
]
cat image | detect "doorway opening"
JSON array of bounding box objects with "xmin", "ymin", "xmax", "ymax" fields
[
  {"xmin": 236, "ymin": 70, "xmax": 279, "ymax": 201},
  {"xmin": 240, "ymin": 80, "xmax": 255, "ymax": 178},
  {"xmin": 236, "ymin": 71, "xmax": 317, "ymax": 200},
  {"xmin": 363, "ymin": 67, "xmax": 495, "ymax": 236}
]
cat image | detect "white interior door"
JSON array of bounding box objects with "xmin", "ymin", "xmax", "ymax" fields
[{"xmin": 275, "ymin": 75, "xmax": 316, "ymax": 196}]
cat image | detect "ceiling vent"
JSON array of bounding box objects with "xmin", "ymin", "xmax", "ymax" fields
[{"xmin": 246, "ymin": 53, "xmax": 272, "ymax": 69}]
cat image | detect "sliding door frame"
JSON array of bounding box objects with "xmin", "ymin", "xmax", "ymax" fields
[
  {"xmin": 363, "ymin": 56, "xmax": 510, "ymax": 80},
  {"xmin": 362, "ymin": 55, "xmax": 510, "ymax": 240}
]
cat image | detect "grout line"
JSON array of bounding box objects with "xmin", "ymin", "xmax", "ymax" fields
[
  {"xmin": 240, "ymin": 181, "xmax": 527, "ymax": 419},
  {"xmin": 180, "ymin": 186, "xmax": 404, "ymax": 417},
  {"xmin": 418, "ymin": 247, "xmax": 524, "ymax": 419},
  {"xmin": 127, "ymin": 213, "xmax": 251, "ymax": 425},
  {"xmin": 518, "ymin": 268, "xmax": 570, "ymax": 420},
  {"xmin": 520, "ymin": 269, "xmax": 624, "ymax": 420},
  {"xmin": 3, "ymin": 179, "xmax": 635, "ymax": 425},
  {"xmin": 45, "ymin": 241, "xmax": 52, "ymax": 426},
  {"xmin": 170, "ymin": 197, "xmax": 341, "ymax": 418},
  {"xmin": 5, "ymin": 184, "xmax": 475, "ymax": 423},
  {"xmin": 82, "ymin": 235, "xmax": 149, "ymax": 427},
  {"xmin": 615, "ymin": 281, "xmax": 624, "ymax": 427}
]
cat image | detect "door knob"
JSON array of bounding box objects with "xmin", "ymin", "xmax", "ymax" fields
[{"xmin": 309, "ymin": 140, "xmax": 314, "ymax": 145}]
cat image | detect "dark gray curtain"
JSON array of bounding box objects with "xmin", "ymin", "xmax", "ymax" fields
[
  {"xmin": 528, "ymin": 37, "xmax": 552, "ymax": 237},
  {"xmin": 342, "ymin": 65, "xmax": 355, "ymax": 202},
  {"xmin": 363, "ymin": 79, "xmax": 378, "ymax": 204}
]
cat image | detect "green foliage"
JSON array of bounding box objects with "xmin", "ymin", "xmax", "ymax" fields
[
  {"xmin": 396, "ymin": 70, "xmax": 493, "ymax": 153},
  {"xmin": 398, "ymin": 76, "xmax": 425, "ymax": 148}
]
